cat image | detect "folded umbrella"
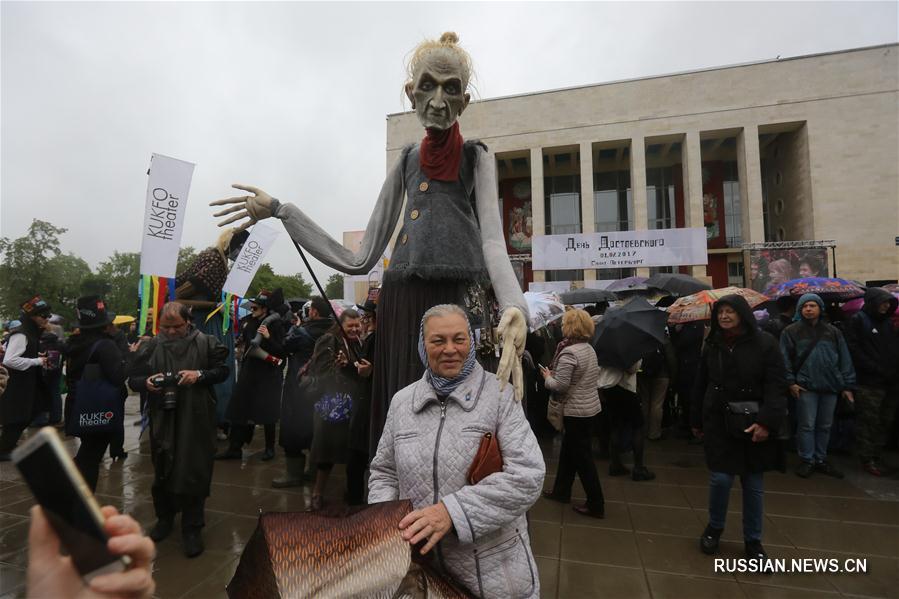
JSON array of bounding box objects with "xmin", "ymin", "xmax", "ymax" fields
[
  {"xmin": 645, "ymin": 273, "xmax": 712, "ymax": 296},
  {"xmin": 593, "ymin": 297, "xmax": 667, "ymax": 369},
  {"xmin": 765, "ymin": 277, "xmax": 865, "ymax": 302},
  {"xmin": 667, "ymin": 286, "xmax": 769, "ymax": 324},
  {"xmin": 228, "ymin": 500, "xmax": 472, "ymax": 599},
  {"xmin": 558, "ymin": 287, "xmax": 617, "ymax": 305}
]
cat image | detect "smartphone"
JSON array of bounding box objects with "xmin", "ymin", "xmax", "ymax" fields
[{"xmin": 12, "ymin": 427, "xmax": 130, "ymax": 581}]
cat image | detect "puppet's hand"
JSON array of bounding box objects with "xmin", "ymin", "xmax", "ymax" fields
[
  {"xmin": 496, "ymin": 307, "xmax": 526, "ymax": 402},
  {"xmin": 210, "ymin": 184, "xmax": 275, "ymax": 231}
]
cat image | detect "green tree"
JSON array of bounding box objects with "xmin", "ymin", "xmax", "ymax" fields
[
  {"xmin": 246, "ymin": 264, "xmax": 313, "ymax": 300},
  {"xmin": 44, "ymin": 253, "xmax": 92, "ymax": 321},
  {"xmin": 325, "ymin": 273, "xmax": 345, "ymax": 299},
  {"xmin": 0, "ymin": 219, "xmax": 68, "ymax": 319},
  {"xmin": 96, "ymin": 251, "xmax": 141, "ymax": 316},
  {"xmin": 177, "ymin": 246, "xmax": 197, "ymax": 274}
]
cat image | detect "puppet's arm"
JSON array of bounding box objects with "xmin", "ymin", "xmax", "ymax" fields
[
  {"xmin": 473, "ymin": 145, "xmax": 529, "ymax": 401},
  {"xmin": 211, "ymin": 147, "xmax": 410, "ymax": 275}
]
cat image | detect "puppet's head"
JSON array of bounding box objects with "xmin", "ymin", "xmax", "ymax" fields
[{"xmin": 404, "ymin": 32, "xmax": 473, "ymax": 130}]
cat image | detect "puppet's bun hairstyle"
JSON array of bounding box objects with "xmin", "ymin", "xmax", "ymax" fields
[{"xmin": 405, "ymin": 31, "xmax": 474, "ymax": 90}]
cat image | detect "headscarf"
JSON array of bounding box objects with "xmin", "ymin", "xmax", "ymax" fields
[
  {"xmin": 417, "ymin": 309, "xmax": 478, "ymax": 397},
  {"xmin": 793, "ymin": 293, "xmax": 825, "ymax": 322}
]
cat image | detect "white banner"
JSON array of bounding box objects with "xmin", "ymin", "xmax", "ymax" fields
[
  {"xmin": 532, "ymin": 227, "xmax": 708, "ymax": 270},
  {"xmin": 222, "ymin": 221, "xmax": 280, "ymax": 298},
  {"xmin": 139, "ymin": 154, "xmax": 195, "ymax": 278}
]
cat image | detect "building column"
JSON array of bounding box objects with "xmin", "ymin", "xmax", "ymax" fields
[
  {"xmin": 530, "ymin": 147, "xmax": 546, "ymax": 282},
  {"xmin": 737, "ymin": 125, "xmax": 765, "ymax": 243},
  {"xmin": 683, "ymin": 130, "xmax": 708, "ymax": 278},
  {"xmin": 630, "ymin": 136, "xmax": 650, "ymax": 277},
  {"xmin": 579, "ymin": 141, "xmax": 596, "ymax": 281}
]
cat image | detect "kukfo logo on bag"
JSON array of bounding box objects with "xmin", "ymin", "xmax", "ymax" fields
[{"xmin": 79, "ymin": 411, "xmax": 116, "ymax": 427}]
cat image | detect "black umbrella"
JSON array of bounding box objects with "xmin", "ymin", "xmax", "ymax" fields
[
  {"xmin": 645, "ymin": 273, "xmax": 712, "ymax": 296},
  {"xmin": 593, "ymin": 297, "xmax": 668, "ymax": 369},
  {"xmin": 559, "ymin": 287, "xmax": 617, "ymax": 305}
]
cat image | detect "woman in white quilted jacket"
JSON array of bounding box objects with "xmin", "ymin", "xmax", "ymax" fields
[
  {"xmin": 369, "ymin": 304, "xmax": 545, "ymax": 599},
  {"xmin": 540, "ymin": 308, "xmax": 605, "ymax": 518}
]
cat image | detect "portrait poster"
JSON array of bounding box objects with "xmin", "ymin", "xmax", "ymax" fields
[{"xmin": 747, "ymin": 247, "xmax": 829, "ymax": 293}]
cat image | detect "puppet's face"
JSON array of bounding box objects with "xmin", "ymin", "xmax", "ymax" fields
[{"xmin": 406, "ymin": 50, "xmax": 470, "ymax": 130}]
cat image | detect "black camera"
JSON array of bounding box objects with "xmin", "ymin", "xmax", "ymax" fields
[{"xmin": 150, "ymin": 372, "xmax": 181, "ymax": 410}]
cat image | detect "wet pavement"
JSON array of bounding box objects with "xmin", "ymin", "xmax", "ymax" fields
[{"xmin": 1, "ymin": 395, "xmax": 898, "ymax": 598}]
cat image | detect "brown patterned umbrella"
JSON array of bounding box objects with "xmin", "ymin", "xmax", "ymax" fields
[{"xmin": 227, "ymin": 500, "xmax": 473, "ymax": 599}]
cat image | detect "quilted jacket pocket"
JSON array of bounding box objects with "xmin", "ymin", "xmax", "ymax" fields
[{"xmin": 474, "ymin": 533, "xmax": 536, "ymax": 598}]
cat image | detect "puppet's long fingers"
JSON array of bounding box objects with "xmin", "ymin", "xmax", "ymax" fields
[
  {"xmin": 232, "ymin": 183, "xmax": 262, "ymax": 195},
  {"xmin": 512, "ymin": 360, "xmax": 524, "ymax": 402},
  {"xmin": 496, "ymin": 335, "xmax": 516, "ymax": 389},
  {"xmin": 209, "ymin": 195, "xmax": 249, "ymax": 206},
  {"xmin": 212, "ymin": 204, "xmax": 247, "ymax": 218},
  {"xmin": 217, "ymin": 210, "xmax": 251, "ymax": 226}
]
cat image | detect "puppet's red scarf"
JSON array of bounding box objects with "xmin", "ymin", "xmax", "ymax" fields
[{"xmin": 419, "ymin": 122, "xmax": 463, "ymax": 182}]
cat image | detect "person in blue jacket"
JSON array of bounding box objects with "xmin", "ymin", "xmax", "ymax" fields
[{"xmin": 780, "ymin": 293, "xmax": 856, "ymax": 479}]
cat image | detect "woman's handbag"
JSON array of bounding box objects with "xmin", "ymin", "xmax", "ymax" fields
[
  {"xmin": 69, "ymin": 342, "xmax": 124, "ymax": 436},
  {"xmin": 724, "ymin": 400, "xmax": 759, "ymax": 439},
  {"xmin": 546, "ymin": 398, "xmax": 564, "ymax": 432},
  {"xmin": 467, "ymin": 432, "xmax": 503, "ymax": 485}
]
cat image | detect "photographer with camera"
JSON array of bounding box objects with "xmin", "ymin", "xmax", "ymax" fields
[{"xmin": 128, "ymin": 302, "xmax": 229, "ymax": 558}]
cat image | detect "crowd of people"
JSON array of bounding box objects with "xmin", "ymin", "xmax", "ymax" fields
[{"xmin": 0, "ymin": 279, "xmax": 897, "ymax": 596}]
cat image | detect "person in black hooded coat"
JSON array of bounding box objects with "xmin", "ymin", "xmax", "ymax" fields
[
  {"xmin": 844, "ymin": 287, "xmax": 899, "ymax": 476},
  {"xmin": 690, "ymin": 294, "xmax": 787, "ymax": 562}
]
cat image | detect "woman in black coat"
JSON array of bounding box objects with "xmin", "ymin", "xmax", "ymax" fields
[
  {"xmin": 690, "ymin": 294, "xmax": 786, "ymax": 561},
  {"xmin": 218, "ymin": 289, "xmax": 287, "ymax": 461}
]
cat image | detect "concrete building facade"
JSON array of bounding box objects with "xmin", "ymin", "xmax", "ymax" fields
[{"xmin": 384, "ymin": 44, "xmax": 898, "ymax": 290}]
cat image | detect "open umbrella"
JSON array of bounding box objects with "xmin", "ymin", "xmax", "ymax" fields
[
  {"xmin": 593, "ymin": 297, "xmax": 667, "ymax": 369},
  {"xmin": 645, "ymin": 273, "xmax": 712, "ymax": 296},
  {"xmin": 558, "ymin": 287, "xmax": 617, "ymax": 305},
  {"xmin": 228, "ymin": 500, "xmax": 472, "ymax": 598},
  {"xmin": 667, "ymin": 286, "xmax": 769, "ymax": 324},
  {"xmin": 524, "ymin": 291, "xmax": 565, "ymax": 331},
  {"xmin": 765, "ymin": 277, "xmax": 865, "ymax": 302},
  {"xmin": 605, "ymin": 276, "xmax": 649, "ymax": 294}
]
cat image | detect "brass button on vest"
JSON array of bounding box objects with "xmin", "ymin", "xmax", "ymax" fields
[
  {"xmin": 401, "ymin": 233, "xmax": 408, "ymax": 245},
  {"xmin": 419, "ymin": 181, "xmax": 429, "ymax": 192},
  {"xmin": 410, "ymin": 209, "xmax": 420, "ymax": 220}
]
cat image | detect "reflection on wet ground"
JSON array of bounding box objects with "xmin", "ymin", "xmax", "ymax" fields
[{"xmin": 1, "ymin": 396, "xmax": 897, "ymax": 598}]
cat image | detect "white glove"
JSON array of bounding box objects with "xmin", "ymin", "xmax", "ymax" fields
[
  {"xmin": 496, "ymin": 307, "xmax": 527, "ymax": 402},
  {"xmin": 209, "ymin": 184, "xmax": 275, "ymax": 231}
]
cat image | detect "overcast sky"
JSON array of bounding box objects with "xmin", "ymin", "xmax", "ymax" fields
[{"xmin": 2, "ymin": 1, "xmax": 896, "ymax": 285}]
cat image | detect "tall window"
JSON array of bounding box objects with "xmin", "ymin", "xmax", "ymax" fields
[
  {"xmin": 544, "ymin": 175, "xmax": 581, "ymax": 234},
  {"xmin": 594, "ymin": 170, "xmax": 632, "ymax": 232},
  {"xmin": 646, "ymin": 167, "xmax": 676, "ymax": 229},
  {"xmin": 723, "ymin": 162, "xmax": 742, "ymax": 247}
]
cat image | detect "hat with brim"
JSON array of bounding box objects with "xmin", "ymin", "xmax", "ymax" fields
[
  {"xmin": 21, "ymin": 295, "xmax": 52, "ymax": 318},
  {"xmin": 76, "ymin": 296, "xmax": 116, "ymax": 329}
]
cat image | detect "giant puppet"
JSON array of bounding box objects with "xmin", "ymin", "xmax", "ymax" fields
[{"xmin": 210, "ymin": 33, "xmax": 528, "ymax": 448}]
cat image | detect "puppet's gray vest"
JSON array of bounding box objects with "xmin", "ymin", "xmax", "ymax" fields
[{"xmin": 384, "ymin": 141, "xmax": 488, "ymax": 284}]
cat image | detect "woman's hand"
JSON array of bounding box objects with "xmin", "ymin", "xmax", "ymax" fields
[
  {"xmin": 691, "ymin": 427, "xmax": 704, "ymax": 440},
  {"xmin": 26, "ymin": 505, "xmax": 156, "ymax": 599},
  {"xmin": 398, "ymin": 502, "xmax": 453, "ymax": 555},
  {"xmin": 539, "ymin": 366, "xmax": 551, "ymax": 380},
  {"xmin": 335, "ymin": 350, "xmax": 349, "ymax": 368},
  {"xmin": 258, "ymin": 325, "xmax": 270, "ymax": 339},
  {"xmin": 745, "ymin": 423, "xmax": 769, "ymax": 443}
]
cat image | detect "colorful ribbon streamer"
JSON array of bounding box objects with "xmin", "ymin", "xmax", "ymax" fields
[{"xmin": 139, "ymin": 274, "xmax": 151, "ymax": 336}]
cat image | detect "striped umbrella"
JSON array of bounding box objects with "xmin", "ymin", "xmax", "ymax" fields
[{"xmin": 667, "ymin": 286, "xmax": 769, "ymax": 324}]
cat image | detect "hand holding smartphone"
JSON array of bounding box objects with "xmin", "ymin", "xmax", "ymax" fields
[{"xmin": 12, "ymin": 427, "xmax": 131, "ymax": 581}]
